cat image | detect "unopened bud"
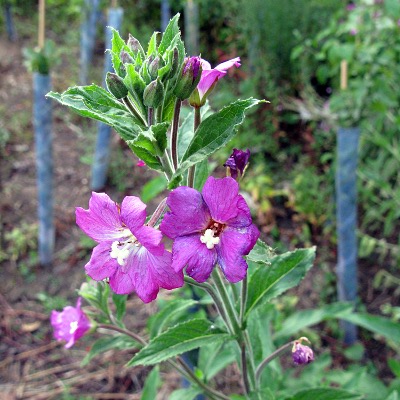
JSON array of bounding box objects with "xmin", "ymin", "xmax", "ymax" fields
[
  {"xmin": 127, "ymin": 34, "xmax": 144, "ymax": 56},
  {"xmin": 148, "ymin": 56, "xmax": 162, "ymax": 80},
  {"xmin": 120, "ymin": 50, "xmax": 134, "ymax": 65},
  {"xmin": 224, "ymin": 148, "xmax": 250, "ymax": 179},
  {"xmin": 173, "ymin": 56, "xmax": 202, "ymax": 100},
  {"xmin": 292, "ymin": 337, "xmax": 314, "ymax": 366},
  {"xmin": 106, "ymin": 72, "xmax": 128, "ymax": 99},
  {"xmin": 143, "ymin": 78, "xmax": 164, "ymax": 108}
]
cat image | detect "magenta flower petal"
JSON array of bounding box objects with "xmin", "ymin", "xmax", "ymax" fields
[
  {"xmin": 120, "ymin": 196, "xmax": 147, "ymax": 233},
  {"xmin": 50, "ymin": 297, "xmax": 91, "ymax": 349},
  {"xmin": 202, "ymin": 177, "xmax": 240, "ymax": 222},
  {"xmin": 161, "ymin": 186, "xmax": 210, "ymax": 238},
  {"xmin": 76, "ymin": 192, "xmax": 123, "ymax": 242},
  {"xmin": 197, "ymin": 69, "xmax": 226, "ymax": 98},
  {"xmin": 172, "ymin": 235, "xmax": 217, "ymax": 282},
  {"xmin": 225, "ymin": 195, "xmax": 253, "ymax": 228},
  {"xmin": 217, "ymin": 226, "xmax": 259, "ymax": 282},
  {"xmin": 109, "ymin": 261, "xmax": 137, "ymax": 295},
  {"xmin": 85, "ymin": 241, "xmax": 119, "ymax": 280},
  {"xmin": 148, "ymin": 249, "xmax": 184, "ymax": 290},
  {"xmin": 135, "ymin": 225, "xmax": 164, "ymax": 256}
]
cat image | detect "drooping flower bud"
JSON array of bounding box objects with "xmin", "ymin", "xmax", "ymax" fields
[
  {"xmin": 173, "ymin": 56, "xmax": 202, "ymax": 100},
  {"xmin": 106, "ymin": 72, "xmax": 128, "ymax": 99},
  {"xmin": 143, "ymin": 78, "xmax": 164, "ymax": 108},
  {"xmin": 224, "ymin": 148, "xmax": 250, "ymax": 179},
  {"xmin": 292, "ymin": 337, "xmax": 314, "ymax": 365},
  {"xmin": 127, "ymin": 33, "xmax": 144, "ymax": 56}
]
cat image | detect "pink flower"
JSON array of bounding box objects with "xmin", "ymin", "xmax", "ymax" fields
[
  {"xmin": 136, "ymin": 159, "xmax": 146, "ymax": 167},
  {"xmin": 50, "ymin": 298, "xmax": 91, "ymax": 348},
  {"xmin": 189, "ymin": 57, "xmax": 241, "ymax": 108},
  {"xmin": 160, "ymin": 177, "xmax": 259, "ymax": 283},
  {"xmin": 76, "ymin": 192, "xmax": 183, "ymax": 303}
]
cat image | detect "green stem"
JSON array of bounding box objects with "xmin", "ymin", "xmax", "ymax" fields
[
  {"xmin": 255, "ymin": 341, "xmax": 294, "ymax": 384},
  {"xmin": 184, "ymin": 276, "xmax": 234, "ymax": 334},
  {"xmin": 187, "ymin": 107, "xmax": 201, "ymax": 187},
  {"xmin": 171, "ymin": 98, "xmax": 182, "ymax": 171},
  {"xmin": 239, "ymin": 276, "xmax": 248, "ymax": 326},
  {"xmin": 147, "ymin": 198, "xmax": 167, "ymax": 227},
  {"xmin": 122, "ymin": 97, "xmax": 147, "ymax": 127},
  {"xmin": 97, "ymin": 324, "xmax": 147, "ymax": 346}
]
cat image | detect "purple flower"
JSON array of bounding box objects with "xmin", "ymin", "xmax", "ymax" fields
[
  {"xmin": 292, "ymin": 340, "xmax": 314, "ymax": 365},
  {"xmin": 189, "ymin": 57, "xmax": 241, "ymax": 108},
  {"xmin": 160, "ymin": 177, "xmax": 259, "ymax": 283},
  {"xmin": 350, "ymin": 28, "xmax": 357, "ymax": 35},
  {"xmin": 224, "ymin": 148, "xmax": 251, "ymax": 179},
  {"xmin": 346, "ymin": 3, "xmax": 356, "ymax": 11},
  {"xmin": 50, "ymin": 297, "xmax": 91, "ymax": 348},
  {"xmin": 76, "ymin": 192, "xmax": 184, "ymax": 303},
  {"xmin": 174, "ymin": 56, "xmax": 202, "ymax": 100},
  {"xmin": 136, "ymin": 159, "xmax": 146, "ymax": 167}
]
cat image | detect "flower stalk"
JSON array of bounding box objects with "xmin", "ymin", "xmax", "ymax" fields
[
  {"xmin": 187, "ymin": 107, "xmax": 201, "ymax": 187},
  {"xmin": 171, "ymin": 98, "xmax": 182, "ymax": 171}
]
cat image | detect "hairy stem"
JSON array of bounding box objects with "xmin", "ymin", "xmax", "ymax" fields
[
  {"xmin": 97, "ymin": 324, "xmax": 147, "ymax": 346},
  {"xmin": 148, "ymin": 107, "xmax": 154, "ymax": 127},
  {"xmin": 255, "ymin": 341, "xmax": 294, "ymax": 383},
  {"xmin": 187, "ymin": 107, "xmax": 201, "ymax": 187},
  {"xmin": 171, "ymin": 98, "xmax": 182, "ymax": 170},
  {"xmin": 147, "ymin": 198, "xmax": 167, "ymax": 227}
]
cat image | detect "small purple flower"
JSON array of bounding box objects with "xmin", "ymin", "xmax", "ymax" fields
[
  {"xmin": 174, "ymin": 56, "xmax": 202, "ymax": 100},
  {"xmin": 76, "ymin": 192, "xmax": 184, "ymax": 303},
  {"xmin": 346, "ymin": 3, "xmax": 356, "ymax": 11},
  {"xmin": 136, "ymin": 159, "xmax": 146, "ymax": 167},
  {"xmin": 224, "ymin": 148, "xmax": 251, "ymax": 179},
  {"xmin": 160, "ymin": 177, "xmax": 259, "ymax": 283},
  {"xmin": 292, "ymin": 339, "xmax": 314, "ymax": 365},
  {"xmin": 50, "ymin": 297, "xmax": 91, "ymax": 348},
  {"xmin": 350, "ymin": 28, "xmax": 357, "ymax": 36},
  {"xmin": 189, "ymin": 57, "xmax": 241, "ymax": 108}
]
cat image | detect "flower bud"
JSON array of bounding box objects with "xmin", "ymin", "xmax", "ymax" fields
[
  {"xmin": 292, "ymin": 338, "xmax": 314, "ymax": 365},
  {"xmin": 120, "ymin": 50, "xmax": 134, "ymax": 65},
  {"xmin": 224, "ymin": 148, "xmax": 250, "ymax": 180},
  {"xmin": 106, "ymin": 72, "xmax": 128, "ymax": 99},
  {"xmin": 127, "ymin": 33, "xmax": 144, "ymax": 56},
  {"xmin": 173, "ymin": 56, "xmax": 202, "ymax": 100},
  {"xmin": 143, "ymin": 78, "xmax": 164, "ymax": 108},
  {"xmin": 148, "ymin": 56, "xmax": 162, "ymax": 80}
]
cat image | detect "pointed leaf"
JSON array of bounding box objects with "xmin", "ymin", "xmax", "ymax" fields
[
  {"xmin": 112, "ymin": 293, "xmax": 127, "ymax": 322},
  {"xmin": 47, "ymin": 86, "xmax": 144, "ymax": 140},
  {"xmin": 341, "ymin": 312, "xmax": 400, "ymax": 344},
  {"xmin": 128, "ymin": 319, "xmax": 231, "ymax": 366},
  {"xmin": 148, "ymin": 298, "xmax": 199, "ymax": 338},
  {"xmin": 141, "ymin": 366, "xmax": 161, "ymax": 400},
  {"xmin": 246, "ymin": 247, "xmax": 316, "ymax": 317},
  {"xmin": 171, "ymin": 98, "xmax": 264, "ymax": 180},
  {"xmin": 169, "ymin": 388, "xmax": 203, "ymax": 400},
  {"xmin": 285, "ymin": 387, "xmax": 363, "ymax": 400},
  {"xmin": 159, "ymin": 14, "xmax": 181, "ymax": 55},
  {"xmin": 274, "ymin": 302, "xmax": 354, "ymax": 340},
  {"xmin": 247, "ymin": 239, "xmax": 275, "ymax": 264},
  {"xmin": 147, "ymin": 32, "xmax": 159, "ymax": 56}
]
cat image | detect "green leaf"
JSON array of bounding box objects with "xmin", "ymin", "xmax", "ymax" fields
[
  {"xmin": 249, "ymin": 389, "xmax": 275, "ymax": 400},
  {"xmin": 141, "ymin": 366, "xmax": 161, "ymax": 400},
  {"xmin": 172, "ymin": 98, "xmax": 263, "ymax": 180},
  {"xmin": 341, "ymin": 312, "xmax": 400, "ymax": 344},
  {"xmin": 151, "ymin": 122, "xmax": 169, "ymax": 153},
  {"xmin": 385, "ymin": 392, "xmax": 400, "ymax": 400},
  {"xmin": 47, "ymin": 86, "xmax": 145, "ymax": 140},
  {"xmin": 389, "ymin": 359, "xmax": 400, "ymax": 378},
  {"xmin": 110, "ymin": 27, "xmax": 131, "ymax": 76},
  {"xmin": 141, "ymin": 175, "xmax": 167, "ymax": 203},
  {"xmin": 147, "ymin": 32, "xmax": 159, "ymax": 56},
  {"xmin": 81, "ymin": 335, "xmax": 137, "ymax": 366},
  {"xmin": 127, "ymin": 134, "xmax": 163, "ymax": 171},
  {"xmin": 112, "ymin": 293, "xmax": 127, "ymax": 322},
  {"xmin": 169, "ymin": 387, "xmax": 203, "ymax": 400},
  {"xmin": 285, "ymin": 387, "xmax": 363, "ymax": 400},
  {"xmin": 246, "ymin": 247, "xmax": 316, "ymax": 317},
  {"xmin": 159, "ymin": 14, "xmax": 181, "ymax": 55},
  {"xmin": 148, "ymin": 298, "xmax": 199, "ymax": 338},
  {"xmin": 247, "ymin": 239, "xmax": 275, "ymax": 264},
  {"xmin": 128, "ymin": 319, "xmax": 231, "ymax": 366},
  {"xmin": 274, "ymin": 302, "xmax": 354, "ymax": 340},
  {"xmin": 193, "ymin": 159, "xmax": 209, "ymax": 191},
  {"xmin": 198, "ymin": 341, "xmax": 238, "ymax": 381}
]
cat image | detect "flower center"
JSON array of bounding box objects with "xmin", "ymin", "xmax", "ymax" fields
[
  {"xmin": 200, "ymin": 228, "xmax": 220, "ymax": 249},
  {"xmin": 69, "ymin": 321, "xmax": 78, "ymax": 334},
  {"xmin": 110, "ymin": 235, "xmax": 139, "ymax": 266}
]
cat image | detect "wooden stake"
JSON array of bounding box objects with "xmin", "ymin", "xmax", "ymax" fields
[
  {"xmin": 38, "ymin": 0, "xmax": 45, "ymax": 48},
  {"xmin": 340, "ymin": 60, "xmax": 348, "ymax": 90}
]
